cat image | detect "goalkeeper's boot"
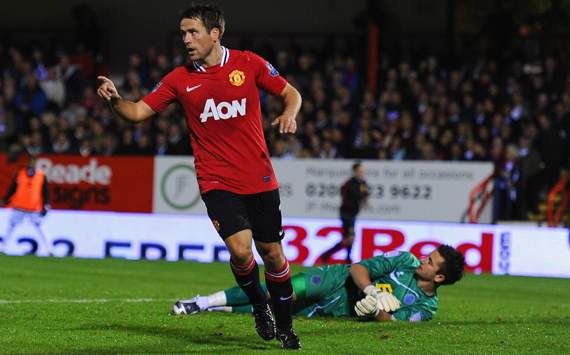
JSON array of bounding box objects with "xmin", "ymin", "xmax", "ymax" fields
[
  {"xmin": 172, "ymin": 296, "xmax": 201, "ymax": 315},
  {"xmin": 252, "ymin": 303, "xmax": 276, "ymax": 340},
  {"xmin": 277, "ymin": 327, "xmax": 301, "ymax": 350}
]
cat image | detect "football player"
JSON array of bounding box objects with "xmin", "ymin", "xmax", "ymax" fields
[
  {"xmin": 97, "ymin": 4, "xmax": 302, "ymax": 349},
  {"xmin": 174, "ymin": 245, "xmax": 465, "ymax": 322}
]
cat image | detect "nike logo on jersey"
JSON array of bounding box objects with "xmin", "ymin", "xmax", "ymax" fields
[
  {"xmin": 186, "ymin": 84, "xmax": 202, "ymax": 92},
  {"xmin": 200, "ymin": 98, "xmax": 247, "ymax": 122},
  {"xmin": 279, "ymin": 294, "xmax": 293, "ymax": 301}
]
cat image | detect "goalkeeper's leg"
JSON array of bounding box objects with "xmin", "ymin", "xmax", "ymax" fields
[{"xmin": 185, "ymin": 272, "xmax": 307, "ymax": 311}]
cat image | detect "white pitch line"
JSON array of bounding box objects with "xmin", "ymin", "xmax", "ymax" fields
[{"xmin": 0, "ymin": 298, "xmax": 172, "ymax": 304}]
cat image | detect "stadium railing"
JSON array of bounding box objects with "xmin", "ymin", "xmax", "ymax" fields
[
  {"xmin": 466, "ymin": 173, "xmax": 495, "ymax": 224},
  {"xmin": 546, "ymin": 174, "xmax": 570, "ymax": 227}
]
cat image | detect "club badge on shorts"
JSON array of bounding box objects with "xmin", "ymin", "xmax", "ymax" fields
[
  {"xmin": 229, "ymin": 70, "xmax": 245, "ymax": 86},
  {"xmin": 211, "ymin": 219, "xmax": 221, "ymax": 232}
]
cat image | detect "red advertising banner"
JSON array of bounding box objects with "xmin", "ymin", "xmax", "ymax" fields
[{"xmin": 0, "ymin": 154, "xmax": 154, "ymax": 213}]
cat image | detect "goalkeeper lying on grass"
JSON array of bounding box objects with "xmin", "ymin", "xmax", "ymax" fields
[{"xmin": 173, "ymin": 245, "xmax": 464, "ymax": 322}]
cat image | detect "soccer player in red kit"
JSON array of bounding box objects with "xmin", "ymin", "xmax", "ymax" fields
[{"xmin": 96, "ymin": 5, "xmax": 302, "ymax": 349}]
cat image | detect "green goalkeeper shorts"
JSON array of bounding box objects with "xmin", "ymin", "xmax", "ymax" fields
[{"xmin": 291, "ymin": 265, "xmax": 353, "ymax": 317}]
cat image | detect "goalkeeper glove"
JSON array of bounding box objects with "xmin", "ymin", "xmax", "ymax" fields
[
  {"xmin": 363, "ymin": 285, "xmax": 380, "ymax": 297},
  {"xmin": 355, "ymin": 293, "xmax": 400, "ymax": 317}
]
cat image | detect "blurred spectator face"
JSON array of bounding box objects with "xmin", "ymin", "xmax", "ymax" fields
[
  {"xmin": 538, "ymin": 115, "xmax": 550, "ymax": 130},
  {"xmin": 298, "ymin": 55, "xmax": 312, "ymax": 71},
  {"xmin": 24, "ymin": 74, "xmax": 39, "ymax": 91},
  {"xmin": 126, "ymin": 70, "xmax": 141, "ymax": 88},
  {"xmin": 157, "ymin": 55, "xmax": 170, "ymax": 70},
  {"xmin": 491, "ymin": 137, "xmax": 504, "ymax": 159},
  {"xmin": 156, "ymin": 117, "xmax": 170, "ymax": 133},
  {"xmin": 156, "ymin": 133, "xmax": 167, "ymax": 147},
  {"xmin": 478, "ymin": 126, "xmax": 490, "ymax": 142},
  {"xmin": 138, "ymin": 134, "xmax": 150, "ymax": 148},
  {"xmin": 53, "ymin": 133, "xmax": 70, "ymax": 153},
  {"xmin": 474, "ymin": 143, "xmax": 487, "ymax": 160},
  {"xmin": 505, "ymin": 144, "xmax": 519, "ymax": 162},
  {"xmin": 129, "ymin": 53, "xmax": 142, "ymax": 68},
  {"xmin": 58, "ymin": 116, "xmax": 71, "ymax": 131},
  {"xmin": 273, "ymin": 139, "xmax": 287, "ymax": 157},
  {"xmin": 491, "ymin": 114, "xmax": 503, "ymax": 128},
  {"xmin": 122, "ymin": 129, "xmax": 134, "ymax": 144},
  {"xmin": 91, "ymin": 121, "xmax": 104, "ymax": 136},
  {"xmin": 29, "ymin": 117, "xmax": 41, "ymax": 131},
  {"xmin": 3, "ymin": 78, "xmax": 16, "ymax": 102},
  {"xmin": 74, "ymin": 125, "xmax": 87, "ymax": 140},
  {"xmin": 501, "ymin": 125, "xmax": 512, "ymax": 142},
  {"xmin": 58, "ymin": 54, "xmax": 71, "ymax": 69},
  {"xmin": 450, "ymin": 143, "xmax": 462, "ymax": 160},
  {"xmin": 331, "ymin": 128, "xmax": 343, "ymax": 144},
  {"xmin": 421, "ymin": 142, "xmax": 436, "ymax": 160},
  {"xmin": 48, "ymin": 125, "xmax": 59, "ymax": 140},
  {"xmin": 401, "ymin": 111, "xmax": 413, "ymax": 130},
  {"xmin": 79, "ymin": 139, "xmax": 93, "ymax": 157},
  {"xmin": 169, "ymin": 124, "xmax": 181, "ymax": 141},
  {"xmin": 440, "ymin": 129, "xmax": 453, "ymax": 146},
  {"xmin": 102, "ymin": 134, "xmax": 116, "ymax": 151}
]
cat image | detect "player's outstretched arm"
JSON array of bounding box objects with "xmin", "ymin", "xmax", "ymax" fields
[
  {"xmin": 97, "ymin": 76, "xmax": 155, "ymax": 123},
  {"xmin": 272, "ymin": 83, "xmax": 302, "ymax": 134}
]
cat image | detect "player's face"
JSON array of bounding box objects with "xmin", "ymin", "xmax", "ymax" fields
[
  {"xmin": 180, "ymin": 17, "xmax": 220, "ymax": 62},
  {"xmin": 354, "ymin": 166, "xmax": 364, "ymax": 179},
  {"xmin": 416, "ymin": 250, "xmax": 446, "ymax": 283}
]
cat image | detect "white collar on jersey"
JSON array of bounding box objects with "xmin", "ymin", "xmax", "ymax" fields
[{"xmin": 192, "ymin": 46, "xmax": 230, "ymax": 72}]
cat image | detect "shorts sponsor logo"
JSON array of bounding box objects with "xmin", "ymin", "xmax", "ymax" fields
[
  {"xmin": 228, "ymin": 69, "xmax": 245, "ymax": 86},
  {"xmin": 160, "ymin": 164, "xmax": 201, "ymax": 210}
]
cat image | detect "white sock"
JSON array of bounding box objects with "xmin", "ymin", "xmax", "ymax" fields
[
  {"xmin": 207, "ymin": 291, "xmax": 227, "ymax": 307},
  {"xmin": 208, "ymin": 306, "xmax": 232, "ymax": 313},
  {"xmin": 196, "ymin": 296, "xmax": 209, "ymax": 311}
]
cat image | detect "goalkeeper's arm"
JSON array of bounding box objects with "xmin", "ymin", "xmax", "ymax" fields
[
  {"xmin": 350, "ymin": 264, "xmax": 378, "ymax": 296},
  {"xmin": 351, "ymin": 264, "xmax": 399, "ymax": 321}
]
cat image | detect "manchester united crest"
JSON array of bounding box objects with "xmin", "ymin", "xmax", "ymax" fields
[{"xmin": 228, "ymin": 70, "xmax": 245, "ymax": 86}]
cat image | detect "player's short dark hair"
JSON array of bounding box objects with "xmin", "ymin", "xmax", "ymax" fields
[
  {"xmin": 352, "ymin": 161, "xmax": 362, "ymax": 172},
  {"xmin": 436, "ymin": 244, "xmax": 465, "ymax": 286},
  {"xmin": 179, "ymin": 4, "xmax": 225, "ymax": 38}
]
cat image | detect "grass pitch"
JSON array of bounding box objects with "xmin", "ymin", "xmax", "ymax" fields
[{"xmin": 1, "ymin": 256, "xmax": 569, "ymax": 354}]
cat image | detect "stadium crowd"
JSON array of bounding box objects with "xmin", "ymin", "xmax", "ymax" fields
[{"xmin": 0, "ymin": 44, "xmax": 569, "ymax": 219}]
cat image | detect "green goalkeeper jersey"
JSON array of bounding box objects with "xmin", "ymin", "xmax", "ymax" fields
[
  {"xmin": 297, "ymin": 251, "xmax": 438, "ymax": 321},
  {"xmin": 357, "ymin": 251, "xmax": 438, "ymax": 321}
]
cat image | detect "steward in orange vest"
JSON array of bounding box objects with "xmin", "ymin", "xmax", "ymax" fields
[{"xmin": 2, "ymin": 155, "xmax": 49, "ymax": 215}]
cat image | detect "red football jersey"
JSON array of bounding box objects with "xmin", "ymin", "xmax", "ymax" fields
[{"xmin": 143, "ymin": 47, "xmax": 287, "ymax": 194}]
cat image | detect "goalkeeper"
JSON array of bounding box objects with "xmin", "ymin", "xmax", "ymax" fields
[{"xmin": 173, "ymin": 245, "xmax": 464, "ymax": 322}]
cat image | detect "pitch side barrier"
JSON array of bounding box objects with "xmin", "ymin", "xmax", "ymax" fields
[
  {"xmin": 0, "ymin": 155, "xmax": 494, "ymax": 222},
  {"xmin": 1, "ymin": 209, "xmax": 569, "ymax": 279}
]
